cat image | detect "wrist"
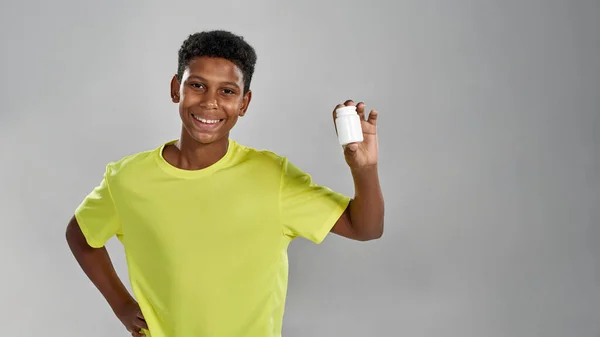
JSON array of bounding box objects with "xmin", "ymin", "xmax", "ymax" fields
[
  {"xmin": 350, "ymin": 164, "xmax": 378, "ymax": 176},
  {"xmin": 110, "ymin": 294, "xmax": 137, "ymax": 316}
]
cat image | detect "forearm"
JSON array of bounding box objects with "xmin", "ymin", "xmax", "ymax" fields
[
  {"xmin": 348, "ymin": 165, "xmax": 385, "ymax": 239},
  {"xmin": 66, "ymin": 218, "xmax": 136, "ymax": 314}
]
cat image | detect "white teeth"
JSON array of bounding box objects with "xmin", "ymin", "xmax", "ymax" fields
[{"xmin": 192, "ymin": 114, "xmax": 221, "ymax": 124}]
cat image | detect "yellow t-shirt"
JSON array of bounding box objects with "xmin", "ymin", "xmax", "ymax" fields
[{"xmin": 74, "ymin": 138, "xmax": 351, "ymax": 337}]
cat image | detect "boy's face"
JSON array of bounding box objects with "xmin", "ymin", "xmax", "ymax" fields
[{"xmin": 171, "ymin": 56, "xmax": 251, "ymax": 144}]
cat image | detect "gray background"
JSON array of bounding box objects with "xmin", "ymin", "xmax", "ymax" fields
[{"xmin": 1, "ymin": 0, "xmax": 599, "ymax": 336}]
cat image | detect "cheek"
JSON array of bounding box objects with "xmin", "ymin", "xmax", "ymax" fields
[
  {"xmin": 178, "ymin": 95, "xmax": 196, "ymax": 112},
  {"xmin": 223, "ymin": 101, "xmax": 244, "ymax": 117},
  {"xmin": 178, "ymin": 103, "xmax": 187, "ymax": 117}
]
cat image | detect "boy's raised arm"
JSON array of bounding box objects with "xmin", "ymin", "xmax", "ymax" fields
[{"xmin": 330, "ymin": 100, "xmax": 385, "ymax": 241}]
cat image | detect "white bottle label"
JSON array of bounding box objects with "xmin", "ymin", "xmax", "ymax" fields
[{"xmin": 336, "ymin": 114, "xmax": 363, "ymax": 146}]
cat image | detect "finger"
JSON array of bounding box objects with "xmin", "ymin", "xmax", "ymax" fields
[
  {"xmin": 131, "ymin": 325, "xmax": 146, "ymax": 337},
  {"xmin": 332, "ymin": 103, "xmax": 345, "ymax": 135},
  {"xmin": 136, "ymin": 311, "xmax": 146, "ymax": 321},
  {"xmin": 356, "ymin": 102, "xmax": 366, "ymax": 120},
  {"xmin": 134, "ymin": 317, "xmax": 149, "ymax": 329},
  {"xmin": 132, "ymin": 330, "xmax": 145, "ymax": 337},
  {"xmin": 367, "ymin": 109, "xmax": 378, "ymax": 126},
  {"xmin": 130, "ymin": 328, "xmax": 142, "ymax": 337},
  {"xmin": 344, "ymin": 99, "xmax": 355, "ymax": 106}
]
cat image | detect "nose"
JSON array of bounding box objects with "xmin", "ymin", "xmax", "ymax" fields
[{"xmin": 199, "ymin": 90, "xmax": 218, "ymax": 109}]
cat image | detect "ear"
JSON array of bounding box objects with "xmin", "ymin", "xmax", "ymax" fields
[
  {"xmin": 170, "ymin": 74, "xmax": 181, "ymax": 103},
  {"xmin": 239, "ymin": 90, "xmax": 252, "ymax": 117}
]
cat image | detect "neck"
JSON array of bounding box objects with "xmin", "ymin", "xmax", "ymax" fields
[{"xmin": 170, "ymin": 130, "xmax": 230, "ymax": 171}]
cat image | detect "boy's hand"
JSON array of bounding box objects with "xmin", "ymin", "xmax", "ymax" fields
[
  {"xmin": 332, "ymin": 100, "xmax": 379, "ymax": 170},
  {"xmin": 115, "ymin": 301, "xmax": 148, "ymax": 336}
]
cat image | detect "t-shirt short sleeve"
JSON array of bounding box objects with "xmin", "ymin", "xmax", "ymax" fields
[
  {"xmin": 74, "ymin": 165, "xmax": 122, "ymax": 248},
  {"xmin": 279, "ymin": 157, "xmax": 351, "ymax": 244}
]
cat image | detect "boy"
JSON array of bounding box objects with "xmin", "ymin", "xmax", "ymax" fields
[{"xmin": 66, "ymin": 30, "xmax": 384, "ymax": 337}]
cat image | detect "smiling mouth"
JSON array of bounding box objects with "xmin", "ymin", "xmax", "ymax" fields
[{"xmin": 191, "ymin": 113, "xmax": 224, "ymax": 126}]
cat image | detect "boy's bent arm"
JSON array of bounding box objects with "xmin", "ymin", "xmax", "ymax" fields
[
  {"xmin": 330, "ymin": 100, "xmax": 384, "ymax": 242},
  {"xmin": 331, "ymin": 165, "xmax": 384, "ymax": 241},
  {"xmin": 65, "ymin": 216, "xmax": 136, "ymax": 316}
]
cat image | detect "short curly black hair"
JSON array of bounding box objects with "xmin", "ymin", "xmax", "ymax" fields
[{"xmin": 177, "ymin": 30, "xmax": 257, "ymax": 93}]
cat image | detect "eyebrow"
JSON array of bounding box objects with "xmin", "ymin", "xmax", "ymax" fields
[{"xmin": 187, "ymin": 75, "xmax": 240, "ymax": 89}]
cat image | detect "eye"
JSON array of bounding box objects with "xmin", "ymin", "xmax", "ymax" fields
[
  {"xmin": 223, "ymin": 88, "xmax": 236, "ymax": 95},
  {"xmin": 190, "ymin": 83, "xmax": 204, "ymax": 89}
]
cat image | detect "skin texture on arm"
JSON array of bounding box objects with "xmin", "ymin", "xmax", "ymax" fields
[
  {"xmin": 330, "ymin": 100, "xmax": 385, "ymax": 241},
  {"xmin": 331, "ymin": 167, "xmax": 384, "ymax": 241},
  {"xmin": 65, "ymin": 216, "xmax": 148, "ymax": 336}
]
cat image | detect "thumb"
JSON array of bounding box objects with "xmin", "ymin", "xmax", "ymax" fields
[{"xmin": 344, "ymin": 143, "xmax": 359, "ymax": 155}]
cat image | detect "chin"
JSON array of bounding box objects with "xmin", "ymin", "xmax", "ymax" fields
[
  {"xmin": 194, "ymin": 135, "xmax": 220, "ymax": 144},
  {"xmin": 185, "ymin": 129, "xmax": 226, "ymax": 145}
]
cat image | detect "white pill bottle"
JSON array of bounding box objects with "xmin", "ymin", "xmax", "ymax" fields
[{"xmin": 335, "ymin": 105, "xmax": 364, "ymax": 146}]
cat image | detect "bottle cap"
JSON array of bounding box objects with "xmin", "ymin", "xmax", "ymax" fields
[{"xmin": 335, "ymin": 105, "xmax": 357, "ymax": 117}]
